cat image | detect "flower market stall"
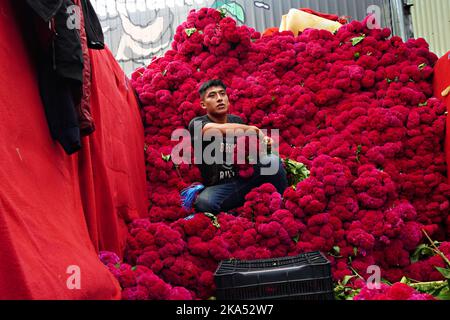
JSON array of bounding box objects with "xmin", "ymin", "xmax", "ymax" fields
[
  {"xmin": 1, "ymin": 0, "xmax": 450, "ymax": 301},
  {"xmin": 97, "ymin": 8, "xmax": 450, "ymax": 300}
]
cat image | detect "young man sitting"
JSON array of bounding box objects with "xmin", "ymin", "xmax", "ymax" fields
[{"xmin": 187, "ymin": 79, "xmax": 288, "ymax": 214}]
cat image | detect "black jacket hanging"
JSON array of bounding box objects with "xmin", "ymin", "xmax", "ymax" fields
[
  {"xmin": 26, "ymin": 0, "xmax": 103, "ymax": 154},
  {"xmin": 37, "ymin": 57, "xmax": 82, "ymax": 155},
  {"xmin": 81, "ymin": 0, "xmax": 105, "ymax": 50},
  {"xmin": 53, "ymin": 0, "xmax": 84, "ymax": 82},
  {"xmin": 28, "ymin": 0, "xmax": 84, "ymax": 155},
  {"xmin": 25, "ymin": 0, "xmax": 63, "ymax": 22}
]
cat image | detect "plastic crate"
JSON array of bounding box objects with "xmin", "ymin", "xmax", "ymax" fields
[{"xmin": 214, "ymin": 251, "xmax": 334, "ymax": 300}]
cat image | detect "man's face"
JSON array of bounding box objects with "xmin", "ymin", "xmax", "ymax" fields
[{"xmin": 201, "ymin": 86, "xmax": 229, "ymax": 116}]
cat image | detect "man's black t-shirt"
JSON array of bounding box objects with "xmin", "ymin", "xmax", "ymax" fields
[{"xmin": 188, "ymin": 114, "xmax": 244, "ymax": 187}]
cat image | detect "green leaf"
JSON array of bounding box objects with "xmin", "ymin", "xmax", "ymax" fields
[
  {"xmin": 411, "ymin": 281, "xmax": 448, "ymax": 294},
  {"xmin": 185, "ymin": 28, "xmax": 197, "ymax": 37},
  {"xmin": 436, "ymin": 267, "xmax": 450, "ymax": 279},
  {"xmin": 161, "ymin": 153, "xmax": 171, "ymax": 162},
  {"xmin": 132, "ymin": 266, "xmax": 137, "ymax": 271},
  {"xmin": 400, "ymin": 276, "xmax": 409, "ymax": 284},
  {"xmin": 333, "ymin": 284, "xmax": 361, "ymax": 301},
  {"xmin": 356, "ymin": 145, "xmax": 362, "ymax": 163},
  {"xmin": 162, "ymin": 69, "xmax": 167, "ymax": 76},
  {"xmin": 354, "ymin": 52, "xmax": 360, "ymax": 59},
  {"xmin": 418, "ymin": 63, "xmax": 427, "ymax": 70},
  {"xmin": 342, "ymin": 275, "xmax": 356, "ymax": 286},
  {"xmin": 114, "ymin": 263, "xmax": 121, "ymax": 269},
  {"xmin": 271, "ymin": 96, "xmax": 276, "ymax": 102},
  {"xmin": 436, "ymin": 286, "xmax": 450, "ymax": 300},
  {"xmin": 218, "ymin": 7, "xmax": 227, "ymax": 18},
  {"xmin": 204, "ymin": 212, "xmax": 221, "ymax": 229},
  {"xmin": 333, "ymin": 246, "xmax": 341, "ymax": 255},
  {"xmin": 293, "ymin": 235, "xmax": 300, "ymax": 243},
  {"xmin": 283, "ymin": 158, "xmax": 310, "ymax": 187},
  {"xmin": 411, "ymin": 243, "xmax": 435, "ymax": 263},
  {"xmin": 351, "ymin": 35, "xmax": 365, "ymax": 46},
  {"xmin": 418, "ymin": 101, "xmax": 428, "ymax": 107},
  {"xmin": 353, "ymin": 247, "xmax": 358, "ymax": 256}
]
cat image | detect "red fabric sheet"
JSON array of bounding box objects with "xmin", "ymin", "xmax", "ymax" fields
[
  {"xmin": 0, "ymin": 0, "xmax": 147, "ymax": 299},
  {"xmin": 433, "ymin": 51, "xmax": 450, "ymax": 183},
  {"xmin": 79, "ymin": 47, "xmax": 148, "ymax": 256}
]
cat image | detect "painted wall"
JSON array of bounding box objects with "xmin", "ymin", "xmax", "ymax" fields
[{"xmin": 91, "ymin": 0, "xmax": 394, "ymax": 75}]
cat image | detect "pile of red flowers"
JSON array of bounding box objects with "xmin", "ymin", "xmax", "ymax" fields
[
  {"xmin": 125, "ymin": 8, "xmax": 450, "ymax": 299},
  {"xmin": 405, "ymin": 241, "xmax": 450, "ymax": 282},
  {"xmin": 354, "ymin": 282, "xmax": 435, "ymax": 300},
  {"xmin": 99, "ymin": 251, "xmax": 194, "ymax": 300}
]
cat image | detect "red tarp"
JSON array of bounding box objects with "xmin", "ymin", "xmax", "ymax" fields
[
  {"xmin": 80, "ymin": 47, "xmax": 148, "ymax": 256},
  {"xmin": 0, "ymin": 0, "xmax": 147, "ymax": 299},
  {"xmin": 433, "ymin": 50, "xmax": 450, "ymax": 182}
]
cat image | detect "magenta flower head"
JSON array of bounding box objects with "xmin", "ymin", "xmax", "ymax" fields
[{"xmin": 99, "ymin": 251, "xmax": 121, "ymax": 265}]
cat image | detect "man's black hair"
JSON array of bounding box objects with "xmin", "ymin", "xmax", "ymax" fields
[{"xmin": 198, "ymin": 79, "xmax": 227, "ymax": 98}]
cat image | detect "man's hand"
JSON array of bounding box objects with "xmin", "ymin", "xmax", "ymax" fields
[
  {"xmin": 263, "ymin": 136, "xmax": 273, "ymax": 147},
  {"xmin": 261, "ymin": 135, "xmax": 273, "ymax": 153},
  {"xmin": 203, "ymin": 123, "xmax": 272, "ymax": 149},
  {"xmin": 252, "ymin": 127, "xmax": 272, "ymax": 146}
]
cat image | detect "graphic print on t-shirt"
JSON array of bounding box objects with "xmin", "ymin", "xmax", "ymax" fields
[{"xmin": 188, "ymin": 114, "xmax": 244, "ymax": 186}]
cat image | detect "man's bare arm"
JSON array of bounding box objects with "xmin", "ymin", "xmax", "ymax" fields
[
  {"xmin": 203, "ymin": 123, "xmax": 273, "ymax": 148},
  {"xmin": 203, "ymin": 123, "xmax": 260, "ymax": 135}
]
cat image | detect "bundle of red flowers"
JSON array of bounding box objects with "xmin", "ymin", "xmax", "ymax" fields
[
  {"xmin": 124, "ymin": 8, "xmax": 450, "ymax": 299},
  {"xmin": 405, "ymin": 241, "xmax": 450, "ymax": 281},
  {"xmin": 99, "ymin": 251, "xmax": 194, "ymax": 300},
  {"xmin": 354, "ymin": 282, "xmax": 435, "ymax": 300}
]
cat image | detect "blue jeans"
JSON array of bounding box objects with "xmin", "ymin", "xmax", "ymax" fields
[{"xmin": 194, "ymin": 154, "xmax": 288, "ymax": 214}]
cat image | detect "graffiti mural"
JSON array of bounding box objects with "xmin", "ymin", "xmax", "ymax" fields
[
  {"xmin": 91, "ymin": 0, "xmax": 212, "ymax": 74},
  {"xmin": 90, "ymin": 0, "xmax": 276, "ymax": 74},
  {"xmin": 212, "ymin": 1, "xmax": 246, "ymax": 23},
  {"xmin": 91, "ymin": 0, "xmax": 392, "ymax": 75}
]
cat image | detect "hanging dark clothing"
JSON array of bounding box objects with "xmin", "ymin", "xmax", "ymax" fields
[
  {"xmin": 26, "ymin": 0, "xmax": 104, "ymax": 154},
  {"xmin": 52, "ymin": 0, "xmax": 84, "ymax": 83},
  {"xmin": 31, "ymin": 0, "xmax": 84, "ymax": 154},
  {"xmin": 37, "ymin": 57, "xmax": 82, "ymax": 155},
  {"xmin": 81, "ymin": 0, "xmax": 105, "ymax": 49},
  {"xmin": 25, "ymin": 0, "xmax": 63, "ymax": 22}
]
